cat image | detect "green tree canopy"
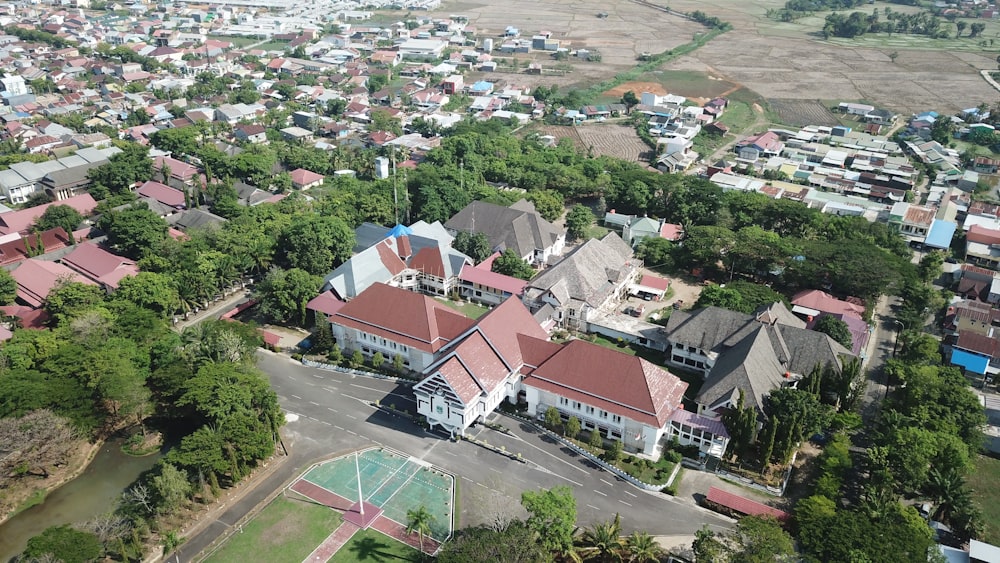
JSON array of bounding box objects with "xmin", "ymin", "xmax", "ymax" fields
[
  {"xmin": 277, "ymin": 215, "xmax": 355, "ymax": 275},
  {"xmin": 23, "ymin": 525, "xmax": 102, "ymax": 563},
  {"xmin": 253, "ymin": 267, "xmax": 320, "ymax": 325},
  {"xmin": 97, "ymin": 206, "xmax": 169, "ymax": 260},
  {"xmin": 88, "ymin": 142, "xmax": 153, "ymax": 194},
  {"xmin": 565, "ymin": 204, "xmax": 594, "ymax": 240},
  {"xmin": 520, "ymin": 486, "xmax": 577, "ymax": 555},
  {"xmin": 34, "ymin": 204, "xmax": 84, "ymax": 237},
  {"xmin": 814, "ymin": 314, "xmax": 853, "ymax": 349},
  {"xmin": 0, "ymin": 267, "xmax": 15, "ymax": 305},
  {"xmin": 491, "ymin": 248, "xmax": 534, "ymax": 280},
  {"xmin": 453, "ymin": 231, "xmax": 492, "ymax": 264},
  {"xmin": 525, "ymin": 190, "xmax": 564, "ymax": 222}
]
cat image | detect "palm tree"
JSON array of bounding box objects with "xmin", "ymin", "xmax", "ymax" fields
[
  {"xmin": 624, "ymin": 531, "xmax": 662, "ymax": 562},
  {"xmin": 576, "ymin": 513, "xmax": 625, "ymax": 562},
  {"xmin": 405, "ymin": 506, "xmax": 435, "ymax": 555},
  {"xmin": 927, "ymin": 466, "xmax": 972, "ymax": 524}
]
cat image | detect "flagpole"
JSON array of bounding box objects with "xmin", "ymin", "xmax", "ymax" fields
[{"xmin": 355, "ymin": 451, "xmax": 365, "ymax": 516}]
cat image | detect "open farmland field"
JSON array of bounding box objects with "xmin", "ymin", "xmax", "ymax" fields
[
  {"xmin": 442, "ymin": 0, "xmax": 706, "ymax": 91},
  {"xmin": 530, "ymin": 124, "xmax": 652, "ymax": 162},
  {"xmin": 437, "ymin": 0, "xmax": 999, "ymax": 115},
  {"xmin": 768, "ymin": 99, "xmax": 841, "ymax": 127}
]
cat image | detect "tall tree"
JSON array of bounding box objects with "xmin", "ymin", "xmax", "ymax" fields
[
  {"xmin": 23, "ymin": 525, "xmax": 102, "ymax": 563},
  {"xmin": 88, "ymin": 142, "xmax": 153, "ymax": 194},
  {"xmin": 565, "ymin": 204, "xmax": 594, "ymax": 241},
  {"xmin": 34, "ymin": 204, "xmax": 84, "ymax": 240},
  {"xmin": 521, "ymin": 486, "xmax": 577, "ymax": 555},
  {"xmin": 491, "ymin": 248, "xmax": 535, "ymax": 280},
  {"xmin": 0, "ymin": 267, "xmax": 16, "ymax": 305},
  {"xmin": 253, "ymin": 268, "xmax": 320, "ymax": 325},
  {"xmin": 97, "ymin": 206, "xmax": 169, "ymax": 260},
  {"xmin": 405, "ymin": 506, "xmax": 436, "ymax": 554},
  {"xmin": 814, "ymin": 315, "xmax": 853, "ymax": 349},
  {"xmin": 453, "ymin": 231, "xmax": 492, "ymax": 263},
  {"xmin": 277, "ymin": 215, "xmax": 355, "ymax": 276}
]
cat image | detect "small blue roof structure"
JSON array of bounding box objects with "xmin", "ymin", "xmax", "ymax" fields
[
  {"xmin": 470, "ymin": 80, "xmax": 493, "ymax": 92},
  {"xmin": 386, "ymin": 223, "xmax": 412, "ymax": 238},
  {"xmin": 924, "ymin": 219, "xmax": 957, "ymax": 250},
  {"xmin": 951, "ymin": 348, "xmax": 989, "ymax": 375}
]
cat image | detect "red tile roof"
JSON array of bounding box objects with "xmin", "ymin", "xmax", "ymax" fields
[
  {"xmin": 967, "ymin": 224, "xmax": 1000, "ymax": 246},
  {"xmin": 705, "ymin": 487, "xmax": 789, "ymax": 521},
  {"xmin": 12, "ymin": 258, "xmax": 97, "ymax": 308},
  {"xmin": 0, "ymin": 228, "xmax": 71, "ymax": 266},
  {"xmin": 956, "ymin": 329, "xmax": 1000, "ymax": 357},
  {"xmin": 791, "ymin": 289, "xmax": 865, "ymax": 320},
  {"xmin": 525, "ymin": 340, "xmax": 688, "ymax": 428},
  {"xmin": 458, "ymin": 263, "xmax": 527, "ymax": 296},
  {"xmin": 0, "ymin": 304, "xmax": 49, "ymax": 329},
  {"xmin": 0, "ymin": 194, "xmax": 97, "ymax": 236},
  {"xmin": 290, "ymin": 168, "xmax": 325, "ymax": 187},
  {"xmin": 137, "ymin": 180, "xmax": 186, "ymax": 208},
  {"xmin": 331, "ymin": 283, "xmax": 473, "ymax": 353},
  {"xmin": 59, "ymin": 242, "xmax": 138, "ymax": 289},
  {"xmin": 410, "ymin": 246, "xmax": 445, "ymax": 278},
  {"xmin": 306, "ymin": 290, "xmax": 346, "ymax": 317},
  {"xmin": 637, "ymin": 275, "xmax": 670, "ymax": 292}
]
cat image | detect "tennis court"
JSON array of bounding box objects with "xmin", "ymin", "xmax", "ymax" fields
[{"xmin": 292, "ymin": 448, "xmax": 454, "ymax": 543}]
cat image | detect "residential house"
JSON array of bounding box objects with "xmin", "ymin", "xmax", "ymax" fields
[
  {"xmin": 0, "ymin": 228, "xmax": 72, "ymax": 268},
  {"xmin": 11, "ymin": 258, "xmax": 97, "ymax": 308},
  {"xmin": 289, "ymin": 168, "xmax": 325, "ymax": 190},
  {"xmin": 329, "ymin": 282, "xmax": 474, "ymax": 372},
  {"xmin": 973, "ymin": 156, "xmax": 1000, "ymax": 174},
  {"xmin": 234, "ymin": 124, "xmax": 267, "ymax": 144},
  {"xmin": 966, "ymin": 224, "xmax": 1000, "ymax": 269},
  {"xmin": 662, "ymin": 303, "xmax": 854, "ymax": 418},
  {"xmin": 137, "ymin": 180, "xmax": 186, "ymax": 209},
  {"xmin": 444, "ymin": 199, "xmax": 565, "ymax": 266},
  {"xmin": 949, "ymin": 329, "xmax": 1000, "ymax": 381},
  {"xmin": 0, "ymin": 193, "xmax": 97, "ymax": 236},
  {"xmin": 603, "ymin": 210, "xmax": 677, "ymax": 248},
  {"xmin": 735, "ymin": 131, "xmax": 784, "ymax": 162},
  {"xmin": 281, "ymin": 126, "xmax": 314, "ymax": 143},
  {"xmin": 521, "ymin": 233, "xmax": 639, "ymax": 329},
  {"xmin": 888, "ymin": 202, "xmax": 935, "ymax": 243},
  {"xmin": 59, "ymin": 241, "xmax": 138, "ymax": 290},
  {"xmin": 791, "ymin": 289, "xmax": 870, "ymax": 356}
]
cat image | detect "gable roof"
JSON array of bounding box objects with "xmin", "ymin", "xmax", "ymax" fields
[
  {"xmin": 525, "ymin": 339, "xmax": 688, "ymax": 427},
  {"xmin": 523, "ymin": 233, "xmax": 634, "ymax": 308},
  {"xmin": 330, "ymin": 282, "xmax": 473, "ymax": 353},
  {"xmin": 12, "ymin": 258, "xmax": 97, "ymax": 308},
  {"xmin": 137, "ymin": 180, "xmax": 185, "ymax": 208},
  {"xmin": 0, "ymin": 193, "xmax": 97, "ymax": 235},
  {"xmin": 290, "ymin": 168, "xmax": 325, "ymax": 186},
  {"xmin": 791, "ymin": 289, "xmax": 865, "ymax": 320},
  {"xmin": 59, "ymin": 242, "xmax": 138, "ymax": 289},
  {"xmin": 444, "ymin": 199, "xmax": 563, "ymax": 258}
]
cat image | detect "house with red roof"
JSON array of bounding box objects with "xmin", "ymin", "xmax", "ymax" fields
[
  {"xmin": 137, "ymin": 180, "xmax": 186, "ymax": 209},
  {"xmin": 0, "ymin": 228, "xmax": 72, "ymax": 267},
  {"xmin": 289, "ymin": 168, "xmax": 325, "ymax": 190},
  {"xmin": 60, "ymin": 241, "xmax": 139, "ymax": 290},
  {"xmin": 0, "ymin": 193, "xmax": 97, "ymax": 236},
  {"xmin": 11, "ymin": 258, "xmax": 97, "ymax": 308}
]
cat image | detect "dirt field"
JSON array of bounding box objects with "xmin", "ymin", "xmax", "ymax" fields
[
  {"xmin": 660, "ymin": 0, "xmax": 999, "ymax": 114},
  {"xmin": 768, "ymin": 99, "xmax": 841, "ymax": 127},
  {"xmin": 444, "ymin": 0, "xmax": 705, "ymax": 91},
  {"xmin": 604, "ymin": 81, "xmax": 668, "ymax": 98},
  {"xmin": 531, "ymin": 123, "xmax": 652, "ymax": 162},
  {"xmin": 434, "ymin": 0, "xmax": 998, "ymax": 116}
]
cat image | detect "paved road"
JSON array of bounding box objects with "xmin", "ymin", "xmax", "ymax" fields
[
  {"xmin": 860, "ymin": 295, "xmax": 899, "ymax": 426},
  {"xmin": 175, "ymin": 352, "xmax": 734, "ymax": 561}
]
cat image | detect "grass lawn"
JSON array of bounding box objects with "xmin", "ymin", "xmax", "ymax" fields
[
  {"xmin": 205, "ymin": 497, "xmax": 342, "ymax": 563},
  {"xmin": 328, "ymin": 528, "xmax": 422, "ymax": 562},
  {"xmin": 968, "ymin": 455, "xmax": 1000, "ymax": 546},
  {"xmin": 207, "ymin": 35, "xmax": 260, "ymax": 48},
  {"xmin": 617, "ymin": 454, "xmax": 677, "ymax": 485},
  {"xmin": 438, "ymin": 299, "xmax": 489, "ymax": 319}
]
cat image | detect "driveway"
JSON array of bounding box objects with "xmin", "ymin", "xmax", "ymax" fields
[{"xmin": 175, "ymin": 352, "xmax": 735, "ymax": 561}]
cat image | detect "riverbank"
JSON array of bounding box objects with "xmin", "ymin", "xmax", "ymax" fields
[{"xmin": 0, "ymin": 437, "xmax": 103, "ymax": 528}]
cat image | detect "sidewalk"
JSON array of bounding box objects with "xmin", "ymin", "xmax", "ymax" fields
[
  {"xmin": 303, "ymin": 522, "xmax": 359, "ymax": 563},
  {"xmin": 172, "ymin": 290, "xmax": 250, "ymax": 332}
]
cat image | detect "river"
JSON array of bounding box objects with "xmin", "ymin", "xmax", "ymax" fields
[{"xmin": 0, "ymin": 439, "xmax": 162, "ymax": 561}]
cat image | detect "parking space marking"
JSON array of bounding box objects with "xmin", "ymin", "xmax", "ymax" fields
[
  {"xmin": 346, "ymin": 414, "xmax": 358, "ymax": 420},
  {"xmin": 600, "ymin": 478, "xmax": 614, "ymax": 487},
  {"xmin": 586, "ymin": 504, "xmax": 601, "ymax": 511},
  {"xmin": 310, "ymin": 401, "xmax": 320, "ymax": 406},
  {"xmin": 347, "ymin": 430, "xmax": 357, "ymax": 435},
  {"xmin": 327, "ymin": 407, "xmax": 338, "ymax": 413},
  {"xmin": 291, "ymin": 395, "xmax": 302, "ymax": 400},
  {"xmin": 618, "ymin": 500, "xmax": 632, "ymax": 507},
  {"xmin": 624, "ymin": 490, "xmax": 637, "ymax": 498},
  {"xmin": 593, "ymin": 490, "xmax": 607, "ymax": 497}
]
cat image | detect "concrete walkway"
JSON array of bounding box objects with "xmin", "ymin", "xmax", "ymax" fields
[{"xmin": 302, "ymin": 521, "xmax": 360, "ymax": 563}]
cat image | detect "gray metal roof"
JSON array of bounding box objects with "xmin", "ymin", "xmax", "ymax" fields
[{"xmin": 445, "ymin": 199, "xmax": 563, "ymax": 259}]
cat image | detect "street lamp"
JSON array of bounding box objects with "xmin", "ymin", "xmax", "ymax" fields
[{"xmin": 891, "ymin": 319, "xmax": 904, "ymax": 358}]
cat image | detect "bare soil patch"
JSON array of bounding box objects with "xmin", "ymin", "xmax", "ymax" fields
[
  {"xmin": 767, "ymin": 99, "xmax": 841, "ymax": 127},
  {"xmin": 605, "ymin": 81, "xmax": 669, "ymax": 98}
]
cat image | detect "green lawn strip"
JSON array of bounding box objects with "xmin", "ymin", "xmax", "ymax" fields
[
  {"xmin": 616, "ymin": 454, "xmax": 677, "ymax": 485},
  {"xmin": 968, "ymin": 455, "xmax": 1000, "ymax": 545},
  {"xmin": 438, "ymin": 299, "xmax": 489, "ymax": 319},
  {"xmin": 206, "ymin": 35, "xmax": 260, "ymax": 48},
  {"xmin": 205, "ymin": 497, "xmax": 342, "ymax": 563},
  {"xmin": 328, "ymin": 528, "xmax": 422, "ymax": 562}
]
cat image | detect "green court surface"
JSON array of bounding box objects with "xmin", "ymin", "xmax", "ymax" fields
[
  {"xmin": 204, "ymin": 497, "xmax": 341, "ymax": 563},
  {"xmin": 301, "ymin": 448, "xmax": 453, "ymax": 541}
]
